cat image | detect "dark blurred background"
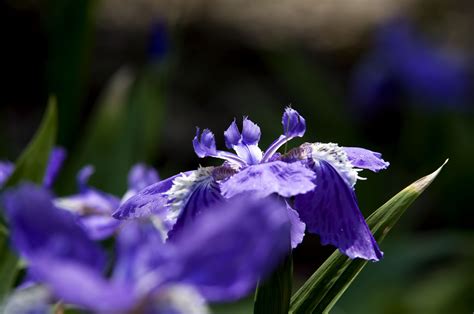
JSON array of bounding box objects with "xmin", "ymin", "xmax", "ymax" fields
[{"xmin": 1, "ymin": 1, "xmax": 473, "ymax": 313}]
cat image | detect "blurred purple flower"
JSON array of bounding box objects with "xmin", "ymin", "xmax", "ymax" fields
[
  {"xmin": 3, "ymin": 184, "xmax": 290, "ymax": 312},
  {"xmin": 54, "ymin": 163, "xmax": 160, "ymax": 240},
  {"xmin": 54, "ymin": 165, "xmax": 121, "ymax": 240},
  {"xmin": 124, "ymin": 163, "xmax": 161, "ymax": 200},
  {"xmin": 352, "ymin": 19, "xmax": 470, "ymax": 110},
  {"xmin": 3, "ymin": 184, "xmax": 132, "ymax": 312},
  {"xmin": 115, "ymin": 108, "xmax": 388, "ymax": 260},
  {"xmin": 42, "ymin": 147, "xmax": 67, "ymax": 189}
]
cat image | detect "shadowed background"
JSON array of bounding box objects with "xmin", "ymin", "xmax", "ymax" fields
[{"xmin": 1, "ymin": 1, "xmax": 473, "ymax": 313}]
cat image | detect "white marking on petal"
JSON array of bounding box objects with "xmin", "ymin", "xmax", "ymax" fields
[
  {"xmin": 310, "ymin": 142, "xmax": 362, "ymax": 187},
  {"xmin": 150, "ymin": 215, "xmax": 169, "ymax": 241},
  {"xmin": 164, "ymin": 167, "xmax": 214, "ymax": 223},
  {"xmin": 54, "ymin": 197, "xmax": 85, "ymax": 213},
  {"xmin": 150, "ymin": 285, "xmax": 210, "ymax": 314}
]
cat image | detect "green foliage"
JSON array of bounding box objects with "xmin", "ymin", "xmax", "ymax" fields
[
  {"xmin": 0, "ymin": 99, "xmax": 58, "ymax": 301},
  {"xmin": 60, "ymin": 67, "xmax": 165, "ymax": 194},
  {"xmin": 290, "ymin": 160, "xmax": 448, "ymax": 314},
  {"xmin": 4, "ymin": 99, "xmax": 58, "ymax": 186},
  {"xmin": 45, "ymin": 0, "xmax": 96, "ymax": 145},
  {"xmin": 0, "ymin": 232, "xmax": 18, "ymax": 303},
  {"xmin": 254, "ymin": 253, "xmax": 293, "ymax": 314}
]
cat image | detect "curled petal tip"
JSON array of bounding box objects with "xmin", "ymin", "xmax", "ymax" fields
[
  {"xmin": 224, "ymin": 119, "xmax": 241, "ymax": 149},
  {"xmin": 193, "ymin": 128, "xmax": 217, "ymax": 158},
  {"xmin": 241, "ymin": 117, "xmax": 261, "ymax": 145},
  {"xmin": 282, "ymin": 107, "xmax": 306, "ymax": 138},
  {"xmin": 343, "ymin": 147, "xmax": 390, "ymax": 172}
]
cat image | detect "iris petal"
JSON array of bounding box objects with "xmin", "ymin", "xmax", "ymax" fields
[
  {"xmin": 220, "ymin": 161, "xmax": 316, "ymax": 199},
  {"xmin": 193, "ymin": 128, "xmax": 217, "ymax": 158},
  {"xmin": 163, "ymin": 196, "xmax": 290, "ymax": 301},
  {"xmin": 168, "ymin": 177, "xmax": 224, "ymax": 239},
  {"xmin": 286, "ymin": 201, "xmax": 306, "ymax": 249},
  {"xmin": 113, "ymin": 220, "xmax": 171, "ymax": 286},
  {"xmin": 43, "ymin": 147, "xmax": 67, "ymax": 189},
  {"xmin": 232, "ymin": 144, "xmax": 263, "ymax": 165},
  {"xmin": 55, "ymin": 189, "xmax": 120, "ymax": 216},
  {"xmin": 241, "ymin": 117, "xmax": 261, "ymax": 145},
  {"xmin": 294, "ymin": 160, "xmax": 383, "ymax": 261},
  {"xmin": 223, "ymin": 119, "xmax": 241, "ymax": 149},
  {"xmin": 78, "ymin": 215, "xmax": 121, "ymax": 240},
  {"xmin": 261, "ymin": 108, "xmax": 306, "ymax": 162},
  {"xmin": 343, "ymin": 147, "xmax": 390, "ymax": 172},
  {"xmin": 3, "ymin": 184, "xmax": 135, "ymax": 312},
  {"xmin": 30, "ymin": 259, "xmax": 134, "ymax": 312},
  {"xmin": 3, "ymin": 184, "xmax": 106, "ymax": 269},
  {"xmin": 282, "ymin": 107, "xmax": 306, "ymax": 138},
  {"xmin": 113, "ymin": 174, "xmax": 182, "ymax": 220},
  {"xmin": 77, "ymin": 165, "xmax": 95, "ymax": 192},
  {"xmin": 222, "ymin": 117, "xmax": 263, "ymax": 165},
  {"xmin": 127, "ymin": 163, "xmax": 160, "ymax": 191}
]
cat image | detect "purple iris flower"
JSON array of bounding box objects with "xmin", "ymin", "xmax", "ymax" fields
[
  {"xmin": 3, "ymin": 183, "xmax": 290, "ymax": 313},
  {"xmin": 115, "ymin": 108, "xmax": 389, "ymax": 261},
  {"xmin": 115, "ymin": 108, "xmax": 315, "ymax": 241},
  {"xmin": 0, "ymin": 147, "xmax": 66, "ymax": 189},
  {"xmin": 352, "ymin": 19, "xmax": 470, "ymax": 110},
  {"xmin": 54, "ymin": 163, "xmax": 159, "ymax": 240}
]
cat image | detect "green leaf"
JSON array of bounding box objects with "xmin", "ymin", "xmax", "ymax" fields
[
  {"xmin": 4, "ymin": 98, "xmax": 58, "ymax": 187},
  {"xmin": 254, "ymin": 253, "xmax": 293, "ymax": 314},
  {"xmin": 59, "ymin": 67, "xmax": 165, "ymax": 195},
  {"xmin": 289, "ymin": 160, "xmax": 448, "ymax": 314},
  {"xmin": 0, "ymin": 98, "xmax": 58, "ymax": 301},
  {"xmin": 46, "ymin": 0, "xmax": 96, "ymax": 145},
  {"xmin": 0, "ymin": 232, "xmax": 18, "ymax": 302}
]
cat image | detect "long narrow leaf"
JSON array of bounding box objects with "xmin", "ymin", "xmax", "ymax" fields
[
  {"xmin": 290, "ymin": 160, "xmax": 448, "ymax": 314},
  {"xmin": 0, "ymin": 233, "xmax": 18, "ymax": 301},
  {"xmin": 4, "ymin": 99, "xmax": 58, "ymax": 186},
  {"xmin": 60, "ymin": 67, "xmax": 165, "ymax": 195},
  {"xmin": 0, "ymin": 99, "xmax": 58, "ymax": 300}
]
